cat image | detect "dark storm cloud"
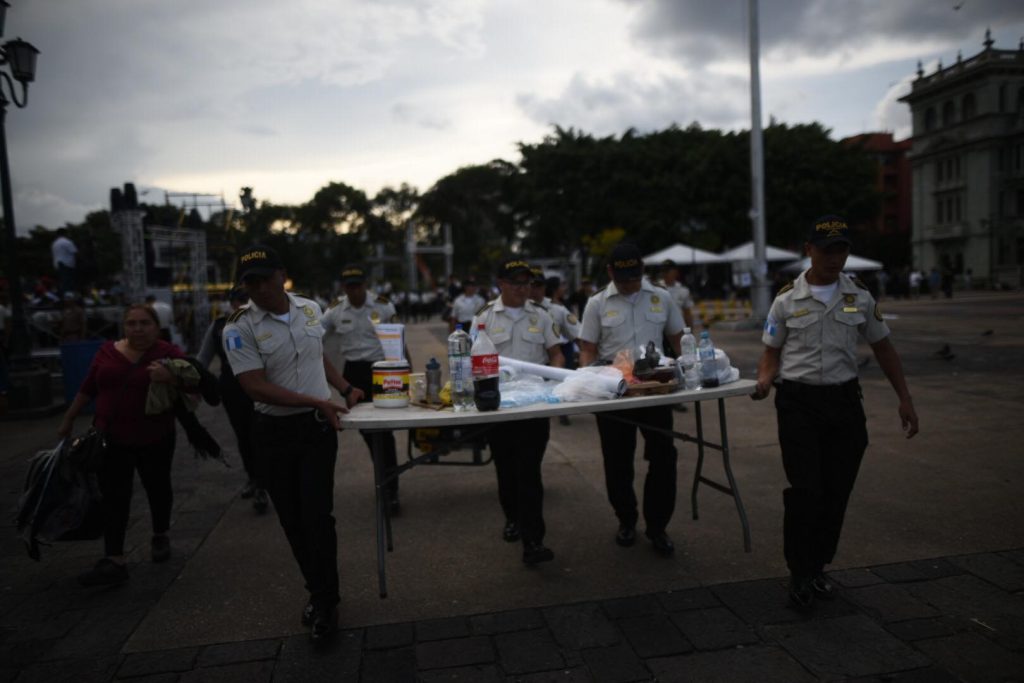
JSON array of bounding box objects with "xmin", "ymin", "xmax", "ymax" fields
[{"xmin": 624, "ymin": 0, "xmax": 1024, "ymax": 64}]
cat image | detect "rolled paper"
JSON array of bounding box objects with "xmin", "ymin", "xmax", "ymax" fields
[{"xmin": 498, "ymin": 356, "xmax": 628, "ymax": 397}]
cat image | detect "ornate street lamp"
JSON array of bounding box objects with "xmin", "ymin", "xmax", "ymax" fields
[{"xmin": 0, "ymin": 0, "xmax": 40, "ymax": 360}]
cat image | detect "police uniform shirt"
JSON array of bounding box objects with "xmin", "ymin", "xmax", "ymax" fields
[
  {"xmin": 451, "ymin": 293, "xmax": 486, "ymax": 323},
  {"xmin": 471, "ymin": 299, "xmax": 560, "ymax": 365},
  {"xmin": 761, "ymin": 271, "xmax": 889, "ymax": 385},
  {"xmin": 320, "ymin": 295, "xmax": 397, "ymax": 362},
  {"xmin": 665, "ymin": 281, "xmax": 694, "ymax": 311},
  {"xmin": 541, "ymin": 297, "xmax": 580, "ymax": 342},
  {"xmin": 222, "ymin": 293, "xmax": 331, "ymax": 416},
  {"xmin": 579, "ymin": 280, "xmax": 685, "ymax": 362}
]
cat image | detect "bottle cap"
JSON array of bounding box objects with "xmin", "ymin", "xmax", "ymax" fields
[
  {"xmin": 683, "ymin": 327, "xmax": 691, "ymax": 333},
  {"xmin": 426, "ymin": 357, "xmax": 440, "ymax": 369}
]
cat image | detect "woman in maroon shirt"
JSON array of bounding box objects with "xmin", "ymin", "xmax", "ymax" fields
[{"xmin": 58, "ymin": 304, "xmax": 186, "ymax": 586}]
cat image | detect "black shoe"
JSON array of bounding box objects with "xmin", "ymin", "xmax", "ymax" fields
[
  {"xmin": 615, "ymin": 525, "xmax": 636, "ymax": 547},
  {"xmin": 522, "ymin": 541, "xmax": 554, "ymax": 565},
  {"xmin": 253, "ymin": 489, "xmax": 269, "ymax": 514},
  {"xmin": 77, "ymin": 559, "xmax": 129, "ymax": 587},
  {"xmin": 151, "ymin": 534, "xmax": 171, "ymax": 563},
  {"xmin": 240, "ymin": 480, "xmax": 256, "ymax": 499},
  {"xmin": 310, "ymin": 607, "xmax": 337, "ymax": 645},
  {"xmin": 502, "ymin": 520, "xmax": 521, "ymax": 543},
  {"xmin": 646, "ymin": 530, "xmax": 675, "ymax": 557},
  {"xmin": 301, "ymin": 602, "xmax": 316, "ymax": 627},
  {"xmin": 788, "ymin": 576, "xmax": 815, "ymax": 610},
  {"xmin": 811, "ymin": 573, "xmax": 836, "ymax": 600}
]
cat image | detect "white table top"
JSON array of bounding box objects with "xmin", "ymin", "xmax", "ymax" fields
[{"xmin": 339, "ymin": 378, "xmax": 756, "ymax": 430}]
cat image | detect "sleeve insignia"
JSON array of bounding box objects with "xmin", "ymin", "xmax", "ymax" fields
[
  {"xmin": 874, "ymin": 304, "xmax": 883, "ymax": 321},
  {"xmin": 303, "ymin": 305, "xmax": 315, "ymax": 318},
  {"xmin": 567, "ymin": 314, "xmax": 578, "ymax": 325}
]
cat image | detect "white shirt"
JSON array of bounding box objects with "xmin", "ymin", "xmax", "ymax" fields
[
  {"xmin": 471, "ymin": 298, "xmax": 560, "ymax": 365},
  {"xmin": 579, "ymin": 280, "xmax": 685, "ymax": 362},
  {"xmin": 52, "ymin": 236, "xmax": 77, "ymax": 268},
  {"xmin": 451, "ymin": 293, "xmax": 486, "ymax": 324},
  {"xmin": 321, "ymin": 295, "xmax": 397, "ymax": 362}
]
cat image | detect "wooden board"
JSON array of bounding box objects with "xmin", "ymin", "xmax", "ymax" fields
[{"xmin": 624, "ymin": 379, "xmax": 679, "ymax": 396}]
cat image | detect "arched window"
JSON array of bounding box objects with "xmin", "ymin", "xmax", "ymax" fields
[
  {"xmin": 924, "ymin": 107, "xmax": 937, "ymax": 131},
  {"xmin": 942, "ymin": 101, "xmax": 956, "ymax": 126},
  {"xmin": 962, "ymin": 93, "xmax": 976, "ymax": 119}
]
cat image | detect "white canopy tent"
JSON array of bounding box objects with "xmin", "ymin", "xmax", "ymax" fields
[
  {"xmin": 719, "ymin": 241, "xmax": 801, "ymax": 263},
  {"xmin": 643, "ymin": 243, "xmax": 725, "ymax": 265},
  {"xmin": 781, "ymin": 254, "xmax": 884, "ymax": 273}
]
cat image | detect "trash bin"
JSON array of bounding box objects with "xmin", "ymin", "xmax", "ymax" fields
[{"xmin": 59, "ymin": 339, "xmax": 104, "ymax": 413}]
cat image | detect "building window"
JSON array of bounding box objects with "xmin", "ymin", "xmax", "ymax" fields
[
  {"xmin": 942, "ymin": 101, "xmax": 956, "ymax": 126},
  {"xmin": 963, "ymin": 93, "xmax": 976, "ymax": 119},
  {"xmin": 925, "ymin": 107, "xmax": 936, "ymax": 131}
]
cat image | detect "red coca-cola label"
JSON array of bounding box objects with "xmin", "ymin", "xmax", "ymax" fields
[{"xmin": 472, "ymin": 353, "xmax": 499, "ymax": 377}]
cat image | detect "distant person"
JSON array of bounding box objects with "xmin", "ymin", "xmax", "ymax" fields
[
  {"xmin": 197, "ymin": 288, "xmax": 268, "ymax": 513},
  {"xmin": 51, "ymin": 228, "xmax": 78, "ymax": 298},
  {"xmin": 59, "ymin": 294, "xmax": 87, "ymax": 342},
  {"xmin": 145, "ymin": 295, "xmax": 174, "ymax": 342},
  {"xmin": 928, "ymin": 267, "xmax": 941, "ymax": 299},
  {"xmin": 963, "ymin": 268, "xmax": 973, "ymax": 291},
  {"xmin": 659, "ymin": 260, "xmax": 695, "ymax": 331},
  {"xmin": 908, "ymin": 269, "xmax": 923, "ymax": 299},
  {"xmin": 449, "ymin": 277, "xmax": 485, "ymax": 334},
  {"xmin": 752, "ymin": 215, "xmax": 918, "ymax": 610},
  {"xmin": 58, "ymin": 304, "xmax": 190, "ymax": 586}
]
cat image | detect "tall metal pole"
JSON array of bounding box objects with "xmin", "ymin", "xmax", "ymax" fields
[
  {"xmin": 0, "ymin": 96, "xmax": 30, "ymax": 359},
  {"xmin": 748, "ymin": 0, "xmax": 770, "ymax": 322}
]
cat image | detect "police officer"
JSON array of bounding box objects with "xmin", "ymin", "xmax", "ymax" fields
[
  {"xmin": 659, "ymin": 260, "xmax": 695, "ymax": 331},
  {"xmin": 197, "ymin": 287, "xmax": 267, "ymax": 512},
  {"xmin": 223, "ymin": 245, "xmax": 360, "ymax": 644},
  {"xmin": 753, "ymin": 215, "xmax": 919, "ymax": 609},
  {"xmin": 449, "ymin": 276, "xmax": 486, "ymax": 333},
  {"xmin": 578, "ymin": 243, "xmax": 685, "ymax": 556},
  {"xmin": 321, "ymin": 264, "xmax": 402, "ymax": 512},
  {"xmin": 472, "ymin": 258, "xmax": 563, "ymax": 564}
]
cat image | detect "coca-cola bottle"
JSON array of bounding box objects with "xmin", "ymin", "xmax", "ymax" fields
[{"xmin": 471, "ymin": 323, "xmax": 501, "ymax": 411}]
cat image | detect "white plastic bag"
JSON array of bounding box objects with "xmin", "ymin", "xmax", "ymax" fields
[{"xmin": 552, "ymin": 366, "xmax": 625, "ymax": 402}]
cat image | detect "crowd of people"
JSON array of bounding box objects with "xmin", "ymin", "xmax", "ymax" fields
[{"xmin": 30, "ymin": 214, "xmax": 923, "ymax": 648}]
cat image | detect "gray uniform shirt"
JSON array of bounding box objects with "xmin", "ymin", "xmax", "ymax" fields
[
  {"xmin": 471, "ymin": 299, "xmax": 560, "ymax": 364},
  {"xmin": 451, "ymin": 293, "xmax": 486, "ymax": 323},
  {"xmin": 665, "ymin": 281, "xmax": 694, "ymax": 311},
  {"xmin": 321, "ymin": 295, "xmax": 397, "ymax": 362},
  {"xmin": 222, "ymin": 293, "xmax": 331, "ymax": 416},
  {"xmin": 579, "ymin": 280, "xmax": 685, "ymax": 362},
  {"xmin": 762, "ymin": 271, "xmax": 889, "ymax": 385},
  {"xmin": 541, "ymin": 297, "xmax": 580, "ymax": 342}
]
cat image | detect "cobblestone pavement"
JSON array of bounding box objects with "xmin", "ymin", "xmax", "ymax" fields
[{"xmin": 2, "ymin": 293, "xmax": 1023, "ymax": 681}]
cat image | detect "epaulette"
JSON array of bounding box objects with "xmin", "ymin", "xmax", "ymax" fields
[
  {"xmin": 594, "ymin": 285, "xmax": 607, "ymax": 295},
  {"xmin": 226, "ymin": 306, "xmax": 248, "ymax": 323},
  {"xmin": 530, "ymin": 300, "xmax": 549, "ymax": 312},
  {"xmin": 776, "ymin": 282, "xmax": 795, "ymax": 296},
  {"xmin": 475, "ymin": 301, "xmax": 494, "ymax": 316},
  {"xmin": 852, "ymin": 277, "xmax": 869, "ymax": 291}
]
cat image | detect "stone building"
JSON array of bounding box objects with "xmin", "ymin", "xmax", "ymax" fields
[{"xmin": 899, "ymin": 31, "xmax": 1024, "ymax": 288}]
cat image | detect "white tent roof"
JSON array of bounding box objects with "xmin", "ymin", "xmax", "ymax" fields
[
  {"xmin": 719, "ymin": 241, "xmax": 801, "ymax": 263},
  {"xmin": 643, "ymin": 243, "xmax": 725, "ymax": 265},
  {"xmin": 781, "ymin": 254, "xmax": 884, "ymax": 272}
]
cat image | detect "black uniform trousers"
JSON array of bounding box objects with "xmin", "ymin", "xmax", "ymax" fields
[
  {"xmin": 101, "ymin": 433, "xmax": 176, "ymax": 557},
  {"xmin": 488, "ymin": 417, "xmax": 550, "ymax": 544},
  {"xmin": 343, "ymin": 360, "xmax": 398, "ymax": 497},
  {"xmin": 253, "ymin": 411, "xmax": 339, "ymax": 612},
  {"xmin": 219, "ymin": 371, "xmax": 260, "ymax": 487},
  {"xmin": 775, "ymin": 379, "xmax": 868, "ymax": 578},
  {"xmin": 595, "ymin": 405, "xmax": 677, "ymax": 533}
]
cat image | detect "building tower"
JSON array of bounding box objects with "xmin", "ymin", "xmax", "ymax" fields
[{"xmin": 899, "ymin": 30, "xmax": 1024, "ymax": 288}]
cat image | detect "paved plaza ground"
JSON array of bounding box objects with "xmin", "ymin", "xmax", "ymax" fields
[{"xmin": 1, "ymin": 291, "xmax": 1022, "ymax": 681}]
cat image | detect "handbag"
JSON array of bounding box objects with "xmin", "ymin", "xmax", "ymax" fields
[{"xmin": 66, "ymin": 427, "xmax": 108, "ymax": 473}]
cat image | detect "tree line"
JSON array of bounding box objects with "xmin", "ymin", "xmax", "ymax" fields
[{"xmin": 8, "ymin": 121, "xmax": 892, "ymax": 295}]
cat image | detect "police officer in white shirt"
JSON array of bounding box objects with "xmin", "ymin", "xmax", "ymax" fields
[
  {"xmin": 659, "ymin": 260, "xmax": 694, "ymax": 331},
  {"xmin": 449, "ymin": 277, "xmax": 486, "ymax": 333},
  {"xmin": 753, "ymin": 215, "xmax": 919, "ymax": 610},
  {"xmin": 472, "ymin": 259, "xmax": 563, "ymax": 564},
  {"xmin": 321, "ymin": 264, "xmax": 402, "ymax": 512},
  {"xmin": 578, "ymin": 243, "xmax": 685, "ymax": 557},
  {"xmin": 223, "ymin": 245, "xmax": 360, "ymax": 645}
]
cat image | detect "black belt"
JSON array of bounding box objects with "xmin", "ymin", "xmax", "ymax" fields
[{"xmin": 779, "ymin": 378, "xmax": 859, "ymax": 394}]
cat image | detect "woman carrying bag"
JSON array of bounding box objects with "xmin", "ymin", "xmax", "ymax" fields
[{"xmin": 58, "ymin": 303, "xmax": 188, "ymax": 586}]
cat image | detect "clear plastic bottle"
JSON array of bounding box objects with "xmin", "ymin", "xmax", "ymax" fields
[
  {"xmin": 679, "ymin": 327, "xmax": 697, "ymax": 369},
  {"xmin": 447, "ymin": 324, "xmax": 474, "ymax": 411},
  {"xmin": 471, "ymin": 323, "xmax": 501, "ymax": 411},
  {"xmin": 698, "ymin": 330, "xmax": 719, "ymax": 388}
]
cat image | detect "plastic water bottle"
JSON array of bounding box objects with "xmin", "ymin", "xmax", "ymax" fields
[
  {"xmin": 425, "ymin": 357, "xmax": 442, "ymax": 404},
  {"xmin": 447, "ymin": 324, "xmax": 474, "ymax": 411},
  {"xmin": 471, "ymin": 323, "xmax": 501, "ymax": 411},
  {"xmin": 698, "ymin": 330, "xmax": 719, "ymax": 388},
  {"xmin": 680, "ymin": 327, "xmax": 700, "ymax": 390}
]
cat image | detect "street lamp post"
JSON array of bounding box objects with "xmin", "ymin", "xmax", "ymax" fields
[{"xmin": 0, "ymin": 0, "xmax": 40, "ymax": 361}]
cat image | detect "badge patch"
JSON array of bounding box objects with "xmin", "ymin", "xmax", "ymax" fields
[
  {"xmin": 605, "ymin": 310, "xmax": 618, "ymax": 317},
  {"xmin": 567, "ymin": 314, "xmax": 578, "ymax": 325},
  {"xmin": 843, "ymin": 306, "xmax": 858, "ymax": 313},
  {"xmin": 650, "ymin": 306, "xmax": 663, "ymax": 313},
  {"xmin": 874, "ymin": 304, "xmax": 883, "ymax": 321},
  {"xmin": 792, "ymin": 308, "xmax": 810, "ymax": 318},
  {"xmin": 370, "ymin": 311, "xmax": 380, "ymax": 323},
  {"xmin": 255, "ymin": 332, "xmax": 272, "ymax": 342},
  {"xmin": 530, "ymin": 316, "xmax": 538, "ymax": 325},
  {"xmin": 844, "ymin": 294, "xmax": 856, "ymax": 304},
  {"xmin": 224, "ymin": 330, "xmax": 243, "ymax": 351},
  {"xmin": 651, "ymin": 295, "xmax": 660, "ymax": 304},
  {"xmin": 303, "ymin": 305, "xmax": 315, "ymax": 318}
]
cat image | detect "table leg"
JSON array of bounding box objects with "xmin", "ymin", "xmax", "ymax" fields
[
  {"xmin": 371, "ymin": 430, "xmax": 389, "ymax": 598},
  {"xmin": 691, "ymin": 400, "xmax": 706, "ymax": 520},
  {"xmin": 718, "ymin": 398, "xmax": 751, "ymax": 552}
]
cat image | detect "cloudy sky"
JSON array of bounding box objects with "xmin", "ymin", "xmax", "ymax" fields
[{"xmin": 7, "ymin": 0, "xmax": 1023, "ymax": 233}]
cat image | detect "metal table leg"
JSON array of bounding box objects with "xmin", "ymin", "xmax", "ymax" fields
[
  {"xmin": 717, "ymin": 398, "xmax": 751, "ymax": 552},
  {"xmin": 691, "ymin": 401, "xmax": 705, "ymax": 520},
  {"xmin": 371, "ymin": 430, "xmax": 390, "ymax": 598}
]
